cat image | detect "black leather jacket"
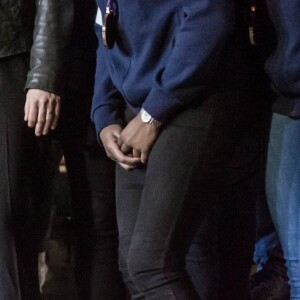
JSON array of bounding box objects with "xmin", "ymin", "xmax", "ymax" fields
[{"xmin": 0, "ymin": 0, "xmax": 73, "ymax": 95}]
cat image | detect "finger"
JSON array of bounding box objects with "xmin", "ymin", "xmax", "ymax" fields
[
  {"xmin": 35, "ymin": 102, "xmax": 47, "ymax": 136},
  {"xmin": 120, "ymin": 143, "xmax": 132, "ymax": 154},
  {"xmin": 24, "ymin": 99, "xmax": 29, "ymax": 121},
  {"xmin": 42, "ymin": 98, "xmax": 56, "ymax": 135},
  {"xmin": 110, "ymin": 147, "xmax": 141, "ymax": 167},
  {"xmin": 117, "ymin": 135, "xmax": 123, "ymax": 147},
  {"xmin": 27, "ymin": 101, "xmax": 39, "ymax": 129},
  {"xmin": 118, "ymin": 162, "xmax": 137, "ymax": 171},
  {"xmin": 35, "ymin": 100, "xmax": 48, "ymax": 135},
  {"xmin": 42, "ymin": 110, "xmax": 54, "ymax": 136},
  {"xmin": 115, "ymin": 153, "xmax": 141, "ymax": 167},
  {"xmin": 132, "ymin": 149, "xmax": 141, "ymax": 158},
  {"xmin": 141, "ymin": 150, "xmax": 149, "ymax": 165},
  {"xmin": 51, "ymin": 97, "xmax": 60, "ymax": 130}
]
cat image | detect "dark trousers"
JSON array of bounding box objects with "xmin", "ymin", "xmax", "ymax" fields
[
  {"xmin": 31, "ymin": 57, "xmax": 126, "ymax": 300},
  {"xmin": 32, "ymin": 131, "xmax": 126, "ymax": 300},
  {"xmin": 116, "ymin": 86, "xmax": 264, "ymax": 299},
  {"xmin": 30, "ymin": 136, "xmax": 61, "ymax": 253},
  {"xmin": 186, "ymin": 129, "xmax": 264, "ymax": 300},
  {"xmin": 62, "ymin": 129, "xmax": 125, "ymax": 300},
  {"xmin": 0, "ymin": 54, "xmax": 39, "ymax": 300},
  {"xmin": 62, "ymin": 58, "xmax": 126, "ymax": 300}
]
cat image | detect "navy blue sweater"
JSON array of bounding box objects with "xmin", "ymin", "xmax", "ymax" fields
[
  {"xmin": 92, "ymin": 0, "xmax": 236, "ymax": 134},
  {"xmin": 266, "ymin": 0, "xmax": 300, "ymax": 117}
]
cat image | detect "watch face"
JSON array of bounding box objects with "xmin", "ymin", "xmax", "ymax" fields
[{"xmin": 141, "ymin": 110, "xmax": 151, "ymax": 123}]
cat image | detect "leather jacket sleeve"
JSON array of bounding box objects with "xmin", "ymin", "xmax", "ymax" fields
[{"xmin": 25, "ymin": 0, "xmax": 73, "ymax": 96}]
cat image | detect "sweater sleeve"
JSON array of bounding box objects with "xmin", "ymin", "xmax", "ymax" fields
[
  {"xmin": 142, "ymin": 0, "xmax": 235, "ymax": 122},
  {"xmin": 265, "ymin": 0, "xmax": 300, "ymax": 101},
  {"xmin": 25, "ymin": 0, "xmax": 73, "ymax": 95},
  {"xmin": 91, "ymin": 23, "xmax": 125, "ymax": 136}
]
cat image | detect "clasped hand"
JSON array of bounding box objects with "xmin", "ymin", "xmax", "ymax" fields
[{"xmin": 100, "ymin": 113, "xmax": 160, "ymax": 170}]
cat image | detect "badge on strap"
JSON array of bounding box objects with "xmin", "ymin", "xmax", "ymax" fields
[{"xmin": 102, "ymin": 0, "xmax": 117, "ymax": 49}]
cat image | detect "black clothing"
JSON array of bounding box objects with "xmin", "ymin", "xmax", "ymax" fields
[
  {"xmin": 91, "ymin": 0, "xmax": 271, "ymax": 298},
  {"xmin": 264, "ymin": 0, "xmax": 300, "ymax": 118},
  {"xmin": 0, "ymin": 54, "xmax": 39, "ymax": 300},
  {"xmin": 31, "ymin": 1, "xmax": 126, "ymax": 298},
  {"xmin": 117, "ymin": 78, "xmax": 265, "ymax": 299},
  {"xmin": 0, "ymin": 1, "xmax": 72, "ymax": 299},
  {"xmin": 0, "ymin": 0, "xmax": 73, "ymax": 94}
]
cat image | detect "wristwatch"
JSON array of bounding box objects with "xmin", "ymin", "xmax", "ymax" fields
[{"xmin": 140, "ymin": 108, "xmax": 162, "ymax": 128}]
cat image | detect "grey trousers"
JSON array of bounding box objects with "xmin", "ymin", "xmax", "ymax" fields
[{"xmin": 0, "ymin": 54, "xmax": 39, "ymax": 300}]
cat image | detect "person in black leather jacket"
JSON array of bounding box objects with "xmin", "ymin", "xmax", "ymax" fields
[
  {"xmin": 0, "ymin": 1, "xmax": 72, "ymax": 299},
  {"xmin": 31, "ymin": 1, "xmax": 127, "ymax": 298}
]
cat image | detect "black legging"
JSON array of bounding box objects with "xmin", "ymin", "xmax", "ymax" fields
[{"xmin": 116, "ymin": 87, "xmax": 263, "ymax": 299}]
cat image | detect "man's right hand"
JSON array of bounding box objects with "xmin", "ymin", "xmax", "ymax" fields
[{"xmin": 100, "ymin": 124, "xmax": 141, "ymax": 170}]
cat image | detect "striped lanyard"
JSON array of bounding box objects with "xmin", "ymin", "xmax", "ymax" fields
[
  {"xmin": 249, "ymin": 0, "xmax": 257, "ymax": 46},
  {"xmin": 106, "ymin": 0, "xmax": 112, "ymax": 13}
]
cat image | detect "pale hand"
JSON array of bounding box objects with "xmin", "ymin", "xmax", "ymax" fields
[{"xmin": 24, "ymin": 89, "xmax": 61, "ymax": 136}]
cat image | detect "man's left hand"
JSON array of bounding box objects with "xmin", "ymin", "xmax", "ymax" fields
[
  {"xmin": 24, "ymin": 89, "xmax": 61, "ymax": 136},
  {"xmin": 117, "ymin": 113, "xmax": 161, "ymax": 164}
]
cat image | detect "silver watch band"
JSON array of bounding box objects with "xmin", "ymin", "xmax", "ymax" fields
[{"xmin": 140, "ymin": 108, "xmax": 162, "ymax": 127}]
